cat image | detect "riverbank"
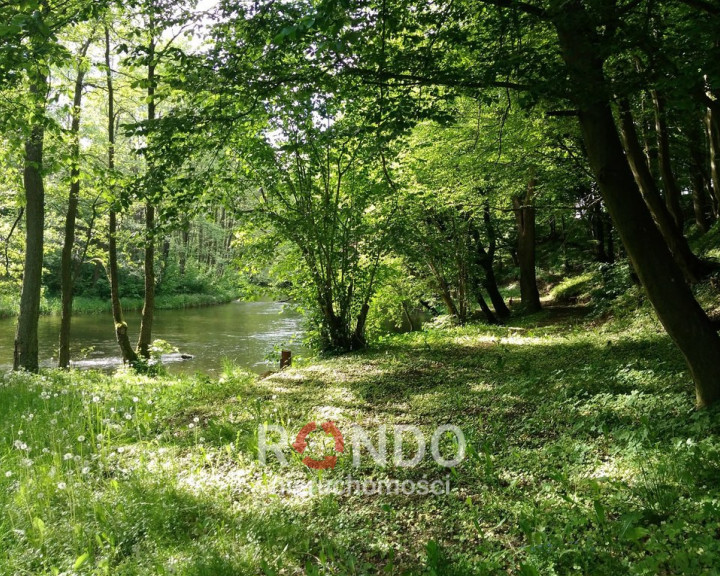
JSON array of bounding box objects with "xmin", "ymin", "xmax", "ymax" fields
[
  {"xmin": 1, "ymin": 309, "xmax": 719, "ymax": 574},
  {"xmin": 0, "ymin": 291, "xmax": 241, "ymax": 320}
]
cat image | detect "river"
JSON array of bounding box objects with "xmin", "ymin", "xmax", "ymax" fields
[{"xmin": 0, "ymin": 300, "xmax": 307, "ymax": 375}]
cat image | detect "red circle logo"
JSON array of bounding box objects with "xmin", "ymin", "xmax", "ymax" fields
[{"xmin": 292, "ymin": 421, "xmax": 344, "ymax": 469}]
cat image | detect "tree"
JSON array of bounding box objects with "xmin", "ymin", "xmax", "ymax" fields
[
  {"xmin": 284, "ymin": 0, "xmax": 720, "ymax": 406},
  {"xmin": 105, "ymin": 24, "xmax": 138, "ymax": 365},
  {"xmin": 513, "ymin": 177, "xmax": 541, "ymax": 313},
  {"xmin": 240, "ymin": 100, "xmax": 395, "ymax": 351},
  {"xmin": 11, "ymin": 3, "xmax": 53, "ymax": 372},
  {"xmin": 2, "ymin": 0, "xmax": 101, "ymax": 372},
  {"xmin": 553, "ymin": 0, "xmax": 720, "ymax": 407},
  {"xmin": 58, "ymin": 35, "xmax": 93, "ymax": 369}
]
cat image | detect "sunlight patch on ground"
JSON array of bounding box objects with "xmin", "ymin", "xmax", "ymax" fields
[
  {"xmin": 470, "ymin": 382, "xmax": 495, "ymax": 393},
  {"xmin": 307, "ymin": 405, "xmax": 348, "ymax": 420},
  {"xmin": 582, "ymin": 457, "xmax": 636, "ymax": 485},
  {"xmin": 453, "ymin": 333, "xmax": 557, "ymax": 347}
]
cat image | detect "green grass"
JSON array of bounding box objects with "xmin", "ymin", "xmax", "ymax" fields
[
  {"xmin": 0, "ymin": 292, "xmax": 241, "ymax": 320},
  {"xmin": 548, "ymin": 273, "xmax": 594, "ymax": 304},
  {"xmin": 1, "ymin": 309, "xmax": 720, "ymax": 575}
]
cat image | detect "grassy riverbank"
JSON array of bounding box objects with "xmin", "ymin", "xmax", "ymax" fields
[
  {"xmin": 1, "ymin": 307, "xmax": 719, "ymax": 575},
  {"xmin": 0, "ymin": 291, "xmax": 241, "ymax": 320}
]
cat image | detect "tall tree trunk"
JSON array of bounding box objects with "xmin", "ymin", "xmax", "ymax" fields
[
  {"xmin": 591, "ymin": 201, "xmax": 609, "ymax": 262},
  {"xmin": 617, "ymin": 100, "xmax": 710, "ymax": 282},
  {"xmin": 474, "ymin": 287, "xmax": 499, "ymax": 324},
  {"xmin": 560, "ymin": 214, "xmax": 570, "ymax": 271},
  {"xmin": 428, "ymin": 260, "xmax": 460, "ymax": 318},
  {"xmin": 687, "ymin": 116, "xmax": 714, "ymax": 226},
  {"xmin": 3, "ymin": 208, "xmax": 24, "ymax": 277},
  {"xmin": 691, "ymin": 170, "xmax": 711, "ymax": 233},
  {"xmin": 512, "ymin": 180, "xmax": 541, "ymax": 313},
  {"xmin": 481, "ymin": 261, "xmax": 510, "ymax": 318},
  {"xmin": 137, "ymin": 32, "xmax": 157, "ymax": 359},
  {"xmin": 480, "ymin": 201, "xmax": 510, "ymax": 317},
  {"xmin": 605, "ymin": 214, "xmax": 615, "ymax": 263},
  {"xmin": 352, "ymin": 302, "xmax": 370, "ymax": 348},
  {"xmin": 137, "ymin": 208, "xmax": 156, "ymax": 358},
  {"xmin": 58, "ymin": 40, "xmax": 91, "ymax": 369},
  {"xmin": 14, "ymin": 75, "xmax": 48, "ymax": 373},
  {"xmin": 652, "ymin": 91, "xmax": 684, "ymax": 228},
  {"xmin": 468, "ymin": 219, "xmax": 510, "ymax": 318},
  {"xmin": 555, "ymin": 9, "xmax": 720, "ymax": 407},
  {"xmin": 105, "ymin": 26, "xmax": 138, "ymax": 365},
  {"xmin": 706, "ymin": 104, "xmax": 720, "ymax": 211},
  {"xmin": 180, "ymin": 221, "xmax": 189, "ymax": 276}
]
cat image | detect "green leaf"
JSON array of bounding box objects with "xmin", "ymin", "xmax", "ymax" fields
[
  {"xmin": 593, "ymin": 500, "xmax": 606, "ymax": 524},
  {"xmin": 73, "ymin": 552, "xmax": 89, "ymax": 569},
  {"xmin": 623, "ymin": 526, "xmax": 649, "ymax": 541}
]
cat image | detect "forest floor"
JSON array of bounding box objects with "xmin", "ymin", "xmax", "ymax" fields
[{"xmin": 1, "ymin": 305, "xmax": 720, "ymax": 575}]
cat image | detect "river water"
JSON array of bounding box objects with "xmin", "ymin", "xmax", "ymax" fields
[{"xmin": 0, "ymin": 301, "xmax": 307, "ymax": 375}]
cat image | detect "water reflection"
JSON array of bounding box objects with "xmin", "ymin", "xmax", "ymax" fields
[{"xmin": 0, "ymin": 300, "xmax": 307, "ymax": 375}]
